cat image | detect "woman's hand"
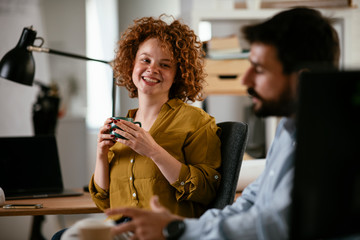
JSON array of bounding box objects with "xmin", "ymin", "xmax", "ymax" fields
[
  {"xmin": 97, "ymin": 118, "xmax": 116, "ymax": 157},
  {"xmin": 94, "ymin": 118, "xmax": 117, "ymax": 191},
  {"xmin": 113, "ymin": 119, "xmax": 182, "ymax": 184},
  {"xmin": 112, "ymin": 119, "xmax": 160, "ymax": 158}
]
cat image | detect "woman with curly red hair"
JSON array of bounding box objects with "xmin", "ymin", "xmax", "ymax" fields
[{"xmin": 89, "ymin": 15, "xmax": 222, "ymax": 219}]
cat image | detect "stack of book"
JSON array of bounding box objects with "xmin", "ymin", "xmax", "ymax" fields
[
  {"xmin": 207, "ymin": 35, "xmax": 249, "ymax": 60},
  {"xmin": 233, "ymin": 0, "xmax": 353, "ymax": 9}
]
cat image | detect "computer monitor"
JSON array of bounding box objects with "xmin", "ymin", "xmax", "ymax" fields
[{"xmin": 291, "ymin": 71, "xmax": 360, "ymax": 240}]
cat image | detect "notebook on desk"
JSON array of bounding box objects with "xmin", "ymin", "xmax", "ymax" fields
[{"xmin": 0, "ymin": 135, "xmax": 83, "ymax": 200}]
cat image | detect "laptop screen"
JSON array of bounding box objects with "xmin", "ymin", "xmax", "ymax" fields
[
  {"xmin": 0, "ymin": 135, "xmax": 64, "ymax": 196},
  {"xmin": 291, "ymin": 71, "xmax": 360, "ymax": 239}
]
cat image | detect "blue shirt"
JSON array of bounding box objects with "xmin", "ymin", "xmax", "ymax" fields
[{"xmin": 181, "ymin": 117, "xmax": 296, "ymax": 240}]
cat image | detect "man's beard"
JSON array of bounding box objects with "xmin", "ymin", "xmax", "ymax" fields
[{"xmin": 247, "ymin": 87, "xmax": 297, "ymax": 118}]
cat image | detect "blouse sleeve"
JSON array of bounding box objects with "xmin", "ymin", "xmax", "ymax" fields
[
  {"xmin": 88, "ymin": 174, "xmax": 110, "ymax": 210},
  {"xmin": 171, "ymin": 117, "xmax": 222, "ymax": 205},
  {"xmin": 88, "ymin": 150, "xmax": 115, "ymax": 211}
]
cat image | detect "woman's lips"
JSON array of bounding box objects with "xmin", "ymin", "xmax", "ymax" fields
[{"xmin": 142, "ymin": 76, "xmax": 159, "ymax": 83}]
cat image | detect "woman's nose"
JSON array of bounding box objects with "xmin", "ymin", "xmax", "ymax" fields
[{"xmin": 147, "ymin": 63, "xmax": 159, "ymax": 73}]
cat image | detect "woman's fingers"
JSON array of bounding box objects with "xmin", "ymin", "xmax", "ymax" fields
[
  {"xmin": 99, "ymin": 122, "xmax": 112, "ymax": 134},
  {"xmin": 112, "ymin": 120, "xmax": 140, "ymax": 140},
  {"xmin": 97, "ymin": 133, "xmax": 115, "ymax": 143},
  {"xmin": 98, "ymin": 118, "xmax": 114, "ymax": 142},
  {"xmin": 98, "ymin": 119, "xmax": 115, "ymax": 145},
  {"xmin": 119, "ymin": 119, "xmax": 141, "ymax": 130},
  {"xmin": 98, "ymin": 123, "xmax": 113, "ymax": 142},
  {"xmin": 104, "ymin": 118, "xmax": 113, "ymax": 125}
]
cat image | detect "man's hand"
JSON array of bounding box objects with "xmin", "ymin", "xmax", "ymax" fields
[{"xmin": 106, "ymin": 195, "xmax": 183, "ymax": 240}]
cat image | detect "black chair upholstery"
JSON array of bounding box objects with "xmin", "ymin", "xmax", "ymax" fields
[{"xmin": 209, "ymin": 121, "xmax": 249, "ymax": 209}]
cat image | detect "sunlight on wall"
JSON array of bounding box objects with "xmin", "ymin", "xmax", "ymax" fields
[
  {"xmin": 86, "ymin": 0, "xmax": 118, "ymax": 129},
  {"xmin": 199, "ymin": 21, "xmax": 212, "ymax": 42}
]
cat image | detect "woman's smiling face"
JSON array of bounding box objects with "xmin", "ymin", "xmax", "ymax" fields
[{"xmin": 132, "ymin": 38, "xmax": 177, "ymax": 100}]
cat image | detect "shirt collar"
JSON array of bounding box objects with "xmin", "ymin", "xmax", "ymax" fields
[
  {"xmin": 282, "ymin": 117, "xmax": 297, "ymax": 139},
  {"xmin": 164, "ymin": 98, "xmax": 182, "ymax": 110}
]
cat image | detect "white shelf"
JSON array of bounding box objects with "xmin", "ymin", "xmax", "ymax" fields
[
  {"xmin": 192, "ymin": 7, "xmax": 360, "ymax": 68},
  {"xmin": 192, "ymin": 7, "xmax": 357, "ymax": 27},
  {"xmin": 192, "ymin": 9, "xmax": 280, "ymax": 22}
]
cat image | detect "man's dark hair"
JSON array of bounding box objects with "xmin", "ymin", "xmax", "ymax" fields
[{"xmin": 242, "ymin": 7, "xmax": 340, "ymax": 73}]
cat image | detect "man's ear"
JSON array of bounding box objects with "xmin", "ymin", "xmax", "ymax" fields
[
  {"xmin": 289, "ymin": 69, "xmax": 307, "ymax": 100},
  {"xmin": 298, "ymin": 68, "xmax": 310, "ymax": 76}
]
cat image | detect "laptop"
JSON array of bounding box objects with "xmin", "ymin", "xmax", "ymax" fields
[
  {"xmin": 291, "ymin": 71, "xmax": 360, "ymax": 239},
  {"xmin": 0, "ymin": 135, "xmax": 83, "ymax": 200}
]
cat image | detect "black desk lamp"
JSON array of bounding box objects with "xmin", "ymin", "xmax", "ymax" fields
[{"xmin": 0, "ymin": 26, "xmax": 116, "ymax": 115}]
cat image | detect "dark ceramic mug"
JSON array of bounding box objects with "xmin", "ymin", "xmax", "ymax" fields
[{"xmin": 110, "ymin": 117, "xmax": 141, "ymax": 139}]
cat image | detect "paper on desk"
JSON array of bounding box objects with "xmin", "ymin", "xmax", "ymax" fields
[{"xmin": 236, "ymin": 159, "xmax": 266, "ymax": 191}]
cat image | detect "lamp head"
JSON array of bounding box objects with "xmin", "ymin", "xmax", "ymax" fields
[{"xmin": 0, "ymin": 26, "xmax": 37, "ymax": 86}]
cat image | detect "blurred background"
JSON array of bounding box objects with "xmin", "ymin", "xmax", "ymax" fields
[{"xmin": 1, "ymin": 0, "xmax": 359, "ymax": 239}]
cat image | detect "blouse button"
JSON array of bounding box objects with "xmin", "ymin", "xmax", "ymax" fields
[
  {"xmin": 214, "ymin": 175, "xmax": 219, "ymax": 180},
  {"xmin": 129, "ymin": 176, "xmax": 133, "ymax": 181},
  {"xmin": 132, "ymin": 193, "xmax": 136, "ymax": 198},
  {"xmin": 130, "ymin": 159, "xmax": 134, "ymax": 163},
  {"xmin": 180, "ymin": 181, "xmax": 185, "ymax": 186}
]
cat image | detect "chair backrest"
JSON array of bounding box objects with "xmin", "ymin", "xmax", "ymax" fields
[{"xmin": 209, "ymin": 121, "xmax": 249, "ymax": 209}]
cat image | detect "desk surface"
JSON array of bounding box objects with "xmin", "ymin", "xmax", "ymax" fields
[
  {"xmin": 0, "ymin": 191, "xmax": 102, "ymax": 216},
  {"xmin": 1, "ymin": 191, "xmax": 243, "ymax": 217}
]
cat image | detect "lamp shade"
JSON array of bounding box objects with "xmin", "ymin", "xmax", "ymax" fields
[{"xmin": 0, "ymin": 27, "xmax": 37, "ymax": 86}]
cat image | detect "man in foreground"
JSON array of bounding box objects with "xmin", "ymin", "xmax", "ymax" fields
[{"xmin": 106, "ymin": 7, "xmax": 340, "ymax": 240}]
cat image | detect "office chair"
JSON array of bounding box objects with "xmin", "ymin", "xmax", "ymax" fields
[{"xmin": 209, "ymin": 121, "xmax": 249, "ymax": 209}]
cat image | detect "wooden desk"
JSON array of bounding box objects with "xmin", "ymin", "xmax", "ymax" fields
[
  {"xmin": 1, "ymin": 191, "xmax": 102, "ymax": 240},
  {"xmin": 0, "ymin": 191, "xmax": 102, "ymax": 216}
]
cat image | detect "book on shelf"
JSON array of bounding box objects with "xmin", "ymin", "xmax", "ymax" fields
[
  {"xmin": 207, "ymin": 50, "xmax": 250, "ymax": 60},
  {"xmin": 240, "ymin": 0, "xmax": 353, "ymax": 9},
  {"xmin": 206, "ymin": 35, "xmax": 249, "ymax": 60}
]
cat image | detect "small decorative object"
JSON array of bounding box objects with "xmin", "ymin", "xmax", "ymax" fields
[
  {"xmin": 32, "ymin": 81, "xmax": 60, "ymax": 135},
  {"xmin": 0, "ymin": 187, "xmax": 5, "ymax": 206},
  {"xmin": 234, "ymin": 0, "xmax": 261, "ymax": 8},
  {"xmin": 246, "ymin": 0, "xmax": 261, "ymax": 9}
]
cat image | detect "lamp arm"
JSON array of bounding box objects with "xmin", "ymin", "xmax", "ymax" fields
[
  {"xmin": 27, "ymin": 46, "xmax": 110, "ymax": 65},
  {"xmin": 28, "ymin": 45, "xmax": 116, "ymax": 116}
]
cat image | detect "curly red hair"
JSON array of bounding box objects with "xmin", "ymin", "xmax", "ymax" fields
[{"xmin": 113, "ymin": 15, "xmax": 206, "ymax": 102}]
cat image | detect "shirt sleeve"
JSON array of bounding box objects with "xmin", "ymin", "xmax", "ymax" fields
[
  {"xmin": 171, "ymin": 118, "xmax": 222, "ymax": 205},
  {"xmin": 88, "ymin": 174, "xmax": 110, "ymax": 210},
  {"xmin": 180, "ymin": 167, "xmax": 293, "ymax": 240},
  {"xmin": 88, "ymin": 150, "xmax": 116, "ymax": 211}
]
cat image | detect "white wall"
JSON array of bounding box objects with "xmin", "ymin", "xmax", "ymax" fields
[
  {"xmin": 0, "ymin": 0, "xmax": 50, "ymax": 137},
  {"xmin": 40, "ymin": 0, "xmax": 87, "ymax": 118}
]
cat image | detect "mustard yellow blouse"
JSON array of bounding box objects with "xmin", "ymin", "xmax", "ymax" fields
[{"xmin": 89, "ymin": 98, "xmax": 221, "ymax": 218}]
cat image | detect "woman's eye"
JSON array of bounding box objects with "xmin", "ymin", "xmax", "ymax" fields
[{"xmin": 141, "ymin": 58, "xmax": 150, "ymax": 63}]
